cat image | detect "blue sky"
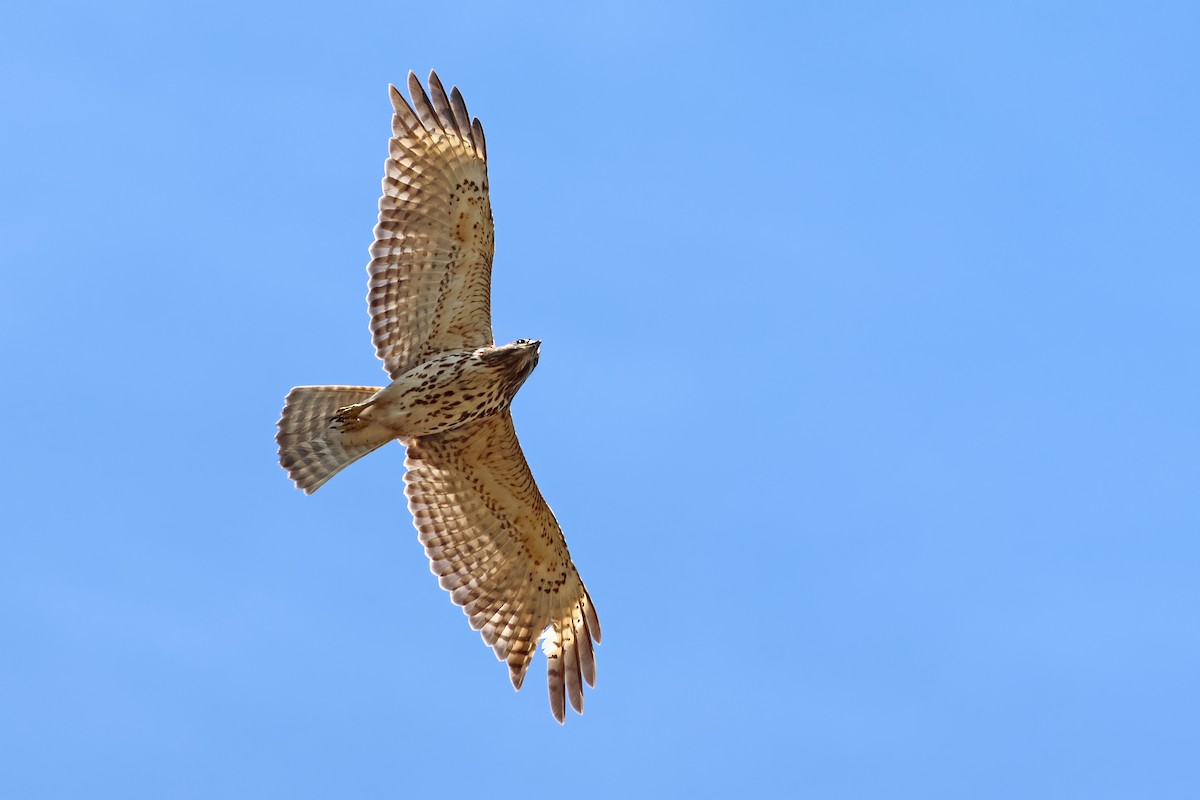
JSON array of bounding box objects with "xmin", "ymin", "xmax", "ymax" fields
[{"xmin": 3, "ymin": 1, "xmax": 1198, "ymax": 797}]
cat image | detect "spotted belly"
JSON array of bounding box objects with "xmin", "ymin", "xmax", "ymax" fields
[{"xmin": 361, "ymin": 349, "xmax": 511, "ymax": 439}]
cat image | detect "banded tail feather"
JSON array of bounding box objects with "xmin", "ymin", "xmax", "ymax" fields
[{"xmin": 277, "ymin": 385, "xmax": 388, "ymax": 494}]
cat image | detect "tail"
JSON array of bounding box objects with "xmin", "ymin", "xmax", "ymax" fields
[{"xmin": 276, "ymin": 385, "xmax": 389, "ymax": 494}]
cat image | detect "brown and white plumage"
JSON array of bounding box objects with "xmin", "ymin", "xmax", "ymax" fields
[
  {"xmin": 276, "ymin": 71, "xmax": 600, "ymax": 723},
  {"xmin": 368, "ymin": 72, "xmax": 494, "ymax": 380},
  {"xmin": 277, "ymin": 385, "xmax": 385, "ymax": 494},
  {"xmin": 404, "ymin": 411, "xmax": 600, "ymax": 719}
]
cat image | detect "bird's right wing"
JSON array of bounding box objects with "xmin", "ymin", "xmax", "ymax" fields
[
  {"xmin": 368, "ymin": 70, "xmax": 495, "ymax": 380},
  {"xmin": 402, "ymin": 411, "xmax": 601, "ymax": 723}
]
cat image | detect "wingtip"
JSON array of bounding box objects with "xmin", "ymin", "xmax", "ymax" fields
[
  {"xmin": 550, "ymin": 689, "xmax": 566, "ymax": 724},
  {"xmin": 509, "ymin": 663, "xmax": 526, "ymax": 691},
  {"xmin": 547, "ymin": 649, "xmax": 566, "ymax": 723}
]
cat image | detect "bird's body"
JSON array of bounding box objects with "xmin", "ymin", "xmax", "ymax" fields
[
  {"xmin": 282, "ymin": 342, "xmax": 539, "ymax": 479},
  {"xmin": 276, "ymin": 72, "xmax": 599, "ymax": 722}
]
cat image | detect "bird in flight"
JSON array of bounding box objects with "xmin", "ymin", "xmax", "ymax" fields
[{"xmin": 276, "ymin": 71, "xmax": 600, "ymax": 723}]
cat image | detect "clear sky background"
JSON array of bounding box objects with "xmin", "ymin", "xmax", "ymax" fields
[{"xmin": 3, "ymin": 2, "xmax": 1198, "ymax": 797}]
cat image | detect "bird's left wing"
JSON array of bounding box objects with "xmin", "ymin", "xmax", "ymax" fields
[
  {"xmin": 368, "ymin": 71, "xmax": 495, "ymax": 379},
  {"xmin": 403, "ymin": 411, "xmax": 601, "ymax": 723}
]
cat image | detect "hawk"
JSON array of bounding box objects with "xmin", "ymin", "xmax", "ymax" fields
[{"xmin": 276, "ymin": 71, "xmax": 600, "ymax": 723}]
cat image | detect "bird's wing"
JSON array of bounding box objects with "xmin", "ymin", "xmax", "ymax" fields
[
  {"xmin": 368, "ymin": 70, "xmax": 494, "ymax": 379},
  {"xmin": 403, "ymin": 411, "xmax": 601, "ymax": 723}
]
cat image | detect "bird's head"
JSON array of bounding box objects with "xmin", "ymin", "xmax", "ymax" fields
[{"xmin": 476, "ymin": 339, "xmax": 541, "ymax": 392}]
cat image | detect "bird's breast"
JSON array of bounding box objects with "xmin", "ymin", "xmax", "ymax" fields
[{"xmin": 367, "ymin": 352, "xmax": 513, "ymax": 438}]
